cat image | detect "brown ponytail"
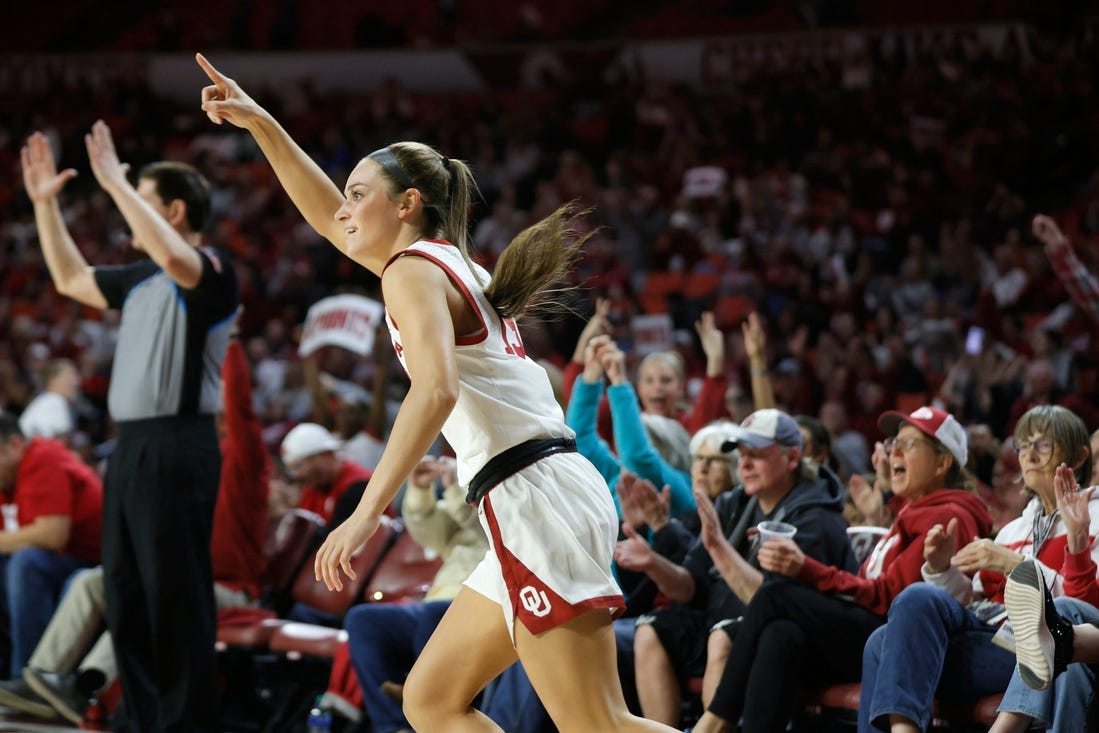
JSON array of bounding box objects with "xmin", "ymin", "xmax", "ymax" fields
[
  {"xmin": 378, "ymin": 143, "xmax": 588, "ymax": 319},
  {"xmin": 484, "ymin": 203, "xmax": 591, "ymax": 320}
]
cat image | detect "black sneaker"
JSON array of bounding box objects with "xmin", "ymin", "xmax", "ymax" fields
[
  {"xmin": 1004, "ymin": 559, "xmax": 1075, "ymax": 690},
  {"xmin": 0, "ymin": 675, "xmax": 57, "ymax": 719},
  {"xmin": 22, "ymin": 667, "xmax": 87, "ymax": 725}
]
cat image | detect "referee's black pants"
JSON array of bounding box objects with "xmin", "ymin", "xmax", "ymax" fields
[
  {"xmin": 103, "ymin": 416, "xmax": 220, "ymax": 733},
  {"xmin": 707, "ymin": 578, "xmax": 885, "ymax": 733}
]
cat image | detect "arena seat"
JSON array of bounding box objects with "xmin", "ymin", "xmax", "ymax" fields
[
  {"xmin": 216, "ymin": 514, "xmax": 397, "ymax": 650},
  {"xmin": 362, "ymin": 528, "xmax": 444, "ymax": 604}
]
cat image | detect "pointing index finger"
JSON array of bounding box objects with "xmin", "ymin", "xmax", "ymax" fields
[{"xmin": 195, "ymin": 53, "xmax": 226, "ymax": 85}]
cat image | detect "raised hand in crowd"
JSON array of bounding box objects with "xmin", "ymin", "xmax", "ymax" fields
[
  {"xmin": 1055, "ymin": 462, "xmax": 1095, "ymax": 554},
  {"xmin": 581, "ymin": 333, "xmax": 611, "ymax": 383},
  {"xmin": 596, "ymin": 336, "xmax": 629, "ymax": 386},
  {"xmin": 741, "ymin": 311, "xmax": 776, "ymax": 410},
  {"xmin": 757, "ymin": 535, "xmax": 805, "ymax": 577},
  {"xmin": 572, "ymin": 297, "xmax": 611, "ymax": 365},
  {"xmin": 695, "ymin": 310, "xmax": 725, "ymax": 378},
  {"xmin": 741, "ymin": 311, "xmax": 766, "ymax": 366},
  {"xmin": 923, "ymin": 517, "xmax": 960, "ymax": 574},
  {"xmin": 1032, "ymin": 213, "xmax": 1067, "ymax": 248},
  {"xmin": 617, "ymin": 469, "xmax": 671, "ymax": 532}
]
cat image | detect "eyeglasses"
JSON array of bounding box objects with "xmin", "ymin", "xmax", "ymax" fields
[
  {"xmin": 692, "ymin": 454, "xmax": 728, "ymax": 468},
  {"xmin": 1015, "ymin": 440, "xmax": 1054, "ymax": 457},
  {"xmin": 884, "ymin": 436, "xmax": 930, "ymax": 453}
]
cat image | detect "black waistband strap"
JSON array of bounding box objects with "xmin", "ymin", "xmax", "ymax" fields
[{"xmin": 466, "ymin": 437, "xmax": 577, "ymax": 505}]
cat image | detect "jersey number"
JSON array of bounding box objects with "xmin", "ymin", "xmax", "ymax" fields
[{"xmin": 502, "ymin": 317, "xmax": 526, "ymax": 358}]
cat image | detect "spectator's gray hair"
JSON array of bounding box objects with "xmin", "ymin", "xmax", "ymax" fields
[
  {"xmin": 641, "ymin": 412, "xmax": 692, "ymax": 473},
  {"xmin": 689, "ymin": 420, "xmax": 740, "ymax": 476}
]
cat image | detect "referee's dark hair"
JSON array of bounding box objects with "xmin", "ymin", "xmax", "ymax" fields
[
  {"xmin": 0, "ymin": 411, "xmax": 24, "ymax": 441},
  {"xmin": 139, "ymin": 161, "xmax": 212, "ymax": 234}
]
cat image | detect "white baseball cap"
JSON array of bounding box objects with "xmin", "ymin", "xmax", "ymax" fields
[{"xmin": 280, "ymin": 423, "xmax": 342, "ymax": 467}]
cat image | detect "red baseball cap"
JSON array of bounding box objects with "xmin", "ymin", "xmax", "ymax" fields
[{"xmin": 878, "ymin": 406, "xmax": 968, "ymax": 467}]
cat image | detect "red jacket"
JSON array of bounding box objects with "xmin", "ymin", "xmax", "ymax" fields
[
  {"xmin": 210, "ymin": 339, "xmax": 270, "ymax": 598},
  {"xmin": 300, "ymin": 460, "xmax": 374, "ymax": 522},
  {"xmin": 798, "ymin": 488, "xmax": 993, "ymax": 616}
]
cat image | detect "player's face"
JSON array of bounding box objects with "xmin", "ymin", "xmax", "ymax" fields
[{"xmin": 336, "ymin": 159, "xmax": 402, "ymax": 260}]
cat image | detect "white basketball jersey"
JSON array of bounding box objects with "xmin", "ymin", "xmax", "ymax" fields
[{"xmin": 384, "ymin": 240, "xmax": 573, "ymax": 487}]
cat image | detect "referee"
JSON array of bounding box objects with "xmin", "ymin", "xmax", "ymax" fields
[{"xmin": 21, "ymin": 123, "xmax": 238, "ymax": 732}]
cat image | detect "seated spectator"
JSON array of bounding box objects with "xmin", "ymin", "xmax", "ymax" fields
[
  {"xmin": 0, "ymin": 412, "xmax": 102, "ymax": 678},
  {"xmin": 690, "ymin": 406, "xmax": 993, "ymax": 733},
  {"xmin": 616, "ymin": 410, "xmax": 854, "ymax": 727},
  {"xmin": 341, "ymin": 454, "xmax": 487, "ymax": 733},
  {"xmin": 0, "ymin": 331, "xmax": 269, "ymax": 723},
  {"xmin": 986, "ymin": 469, "xmax": 1099, "ymax": 733},
  {"xmin": 860, "ymin": 405, "xmax": 1098, "ymax": 733},
  {"xmin": 18, "ymin": 359, "xmax": 80, "ymax": 441},
  {"xmin": 279, "ymin": 422, "xmax": 378, "ymax": 524}
]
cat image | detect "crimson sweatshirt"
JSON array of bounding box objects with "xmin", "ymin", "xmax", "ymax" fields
[{"xmin": 797, "ymin": 488, "xmax": 993, "ymax": 616}]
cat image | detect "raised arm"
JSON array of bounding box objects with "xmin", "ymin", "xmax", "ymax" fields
[
  {"xmin": 21, "ymin": 133, "xmax": 106, "ymax": 309},
  {"xmin": 196, "ymin": 53, "xmax": 346, "ymax": 246},
  {"xmin": 83, "ymin": 121, "xmax": 204, "ymax": 288}
]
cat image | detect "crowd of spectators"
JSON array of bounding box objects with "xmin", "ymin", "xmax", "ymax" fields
[
  {"xmin": 2, "ymin": 19, "xmax": 1098, "ymax": 473},
  {"xmin": 0, "ymin": 9, "xmax": 1098, "ymax": 731}
]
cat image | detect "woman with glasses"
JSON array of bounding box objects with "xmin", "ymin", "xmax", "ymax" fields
[
  {"xmin": 689, "ymin": 406, "xmax": 992, "ymax": 733},
  {"xmin": 858, "ymin": 404, "xmax": 1096, "ymax": 733}
]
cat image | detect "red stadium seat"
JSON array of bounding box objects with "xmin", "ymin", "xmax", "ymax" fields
[{"xmin": 362, "ymin": 529, "xmax": 444, "ymax": 604}]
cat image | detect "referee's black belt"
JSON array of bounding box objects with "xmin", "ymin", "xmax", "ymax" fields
[{"xmin": 466, "ymin": 437, "xmax": 577, "ymax": 506}]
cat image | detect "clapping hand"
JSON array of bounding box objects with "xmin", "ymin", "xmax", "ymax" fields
[
  {"xmin": 923, "ymin": 518, "xmax": 958, "ymax": 573},
  {"xmin": 950, "ymin": 536, "xmax": 1022, "ymax": 576},
  {"xmin": 1055, "ymin": 462, "xmax": 1095, "ymax": 554},
  {"xmin": 618, "ymin": 470, "xmax": 671, "ymax": 531},
  {"xmin": 614, "ymin": 524, "xmax": 655, "ymax": 572}
]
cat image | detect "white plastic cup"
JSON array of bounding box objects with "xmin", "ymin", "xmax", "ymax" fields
[{"xmin": 756, "ymin": 520, "xmax": 797, "ymax": 544}]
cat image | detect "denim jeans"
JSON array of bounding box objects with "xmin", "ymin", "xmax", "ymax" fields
[
  {"xmin": 345, "ymin": 600, "xmax": 451, "ymax": 733},
  {"xmin": 996, "ymin": 596, "xmax": 1099, "ymax": 732},
  {"xmin": 0, "ymin": 547, "xmax": 91, "ymax": 677},
  {"xmin": 859, "ymin": 583, "xmax": 1016, "ymax": 732}
]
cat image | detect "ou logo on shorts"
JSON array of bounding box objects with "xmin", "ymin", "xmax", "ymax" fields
[{"xmin": 519, "ymin": 586, "xmax": 552, "ymax": 617}]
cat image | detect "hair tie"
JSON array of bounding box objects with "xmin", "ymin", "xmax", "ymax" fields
[{"xmin": 440, "ymin": 155, "xmax": 451, "ymax": 171}]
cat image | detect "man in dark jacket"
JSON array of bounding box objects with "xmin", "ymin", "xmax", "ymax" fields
[{"xmin": 616, "ymin": 409, "xmax": 855, "ymax": 726}]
